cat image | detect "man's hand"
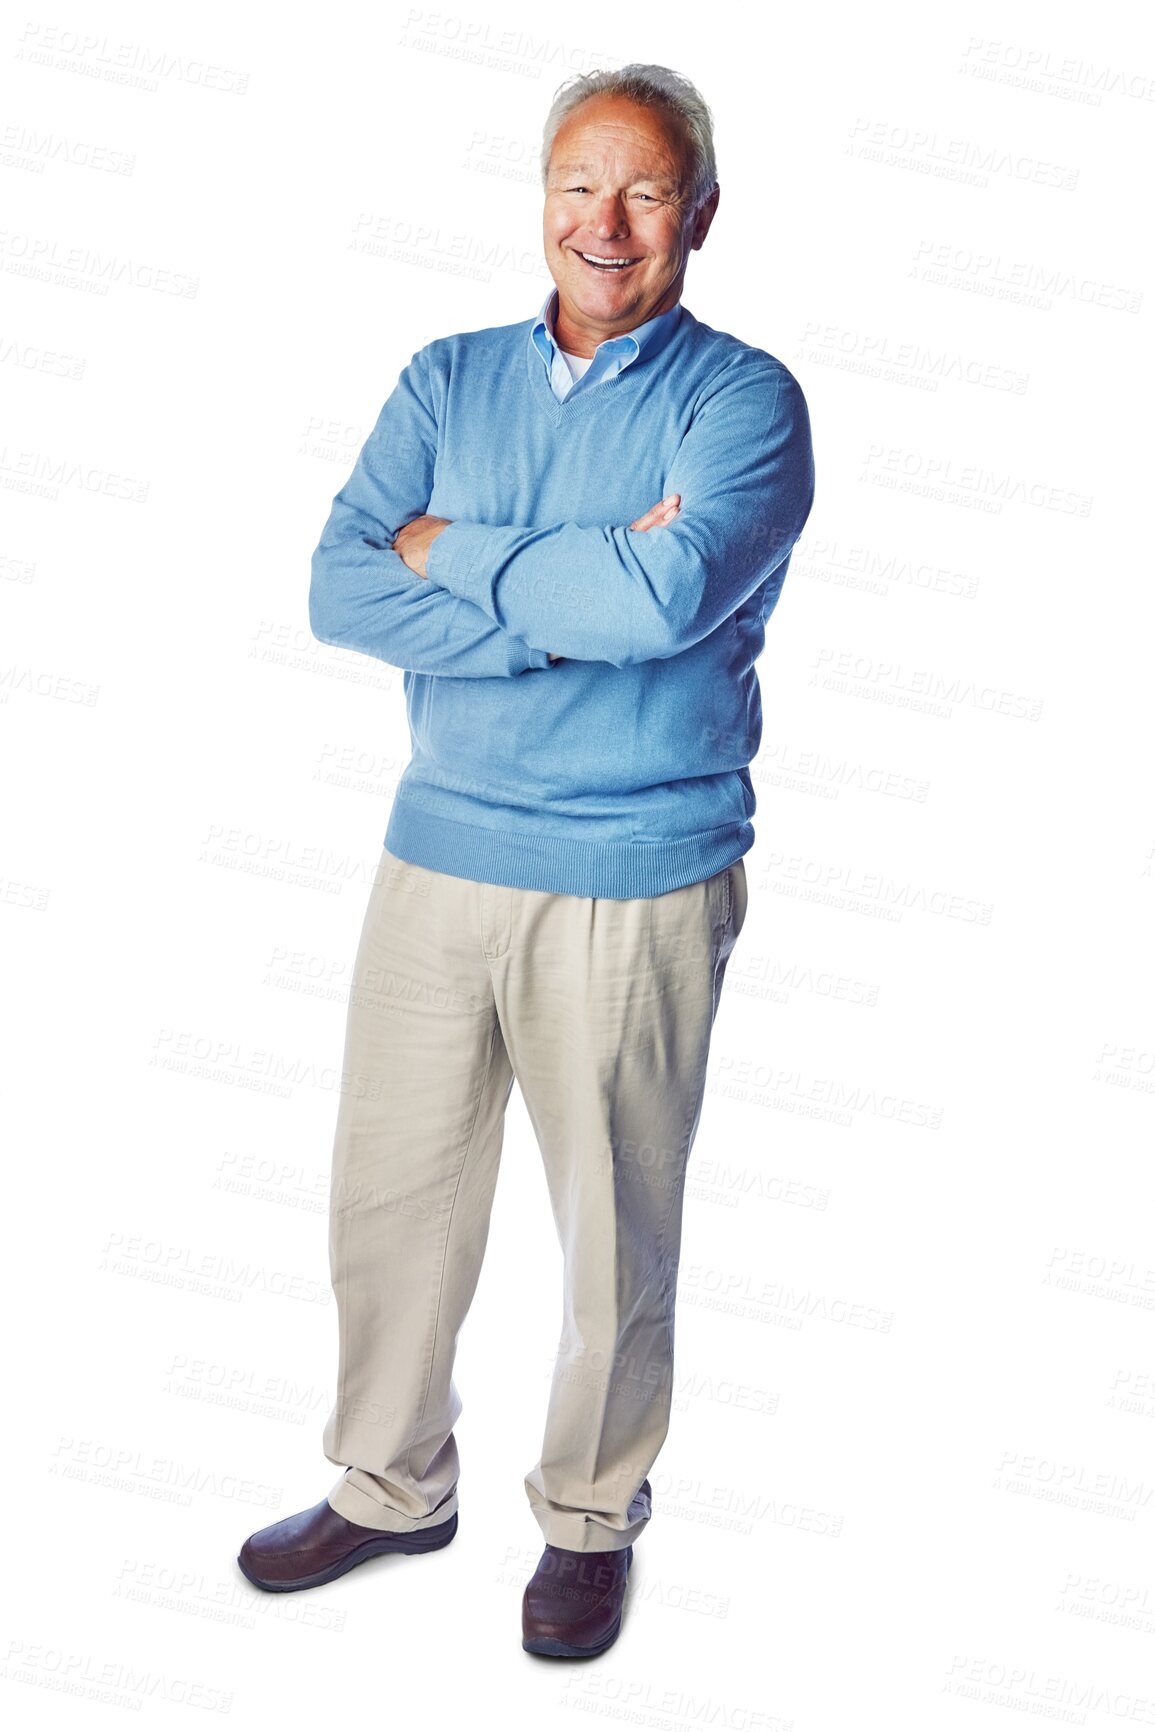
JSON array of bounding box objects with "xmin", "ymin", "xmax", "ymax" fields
[
  {"xmin": 394, "ymin": 494, "xmax": 681, "ymax": 662},
  {"xmin": 546, "ymin": 494, "xmax": 681, "ymax": 662},
  {"xmin": 392, "ymin": 514, "xmax": 452, "ymax": 581},
  {"xmin": 630, "ymin": 494, "xmax": 681, "ymax": 533}
]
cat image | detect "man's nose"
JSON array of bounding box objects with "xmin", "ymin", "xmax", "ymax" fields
[{"xmin": 588, "ymin": 197, "xmax": 630, "ymax": 236}]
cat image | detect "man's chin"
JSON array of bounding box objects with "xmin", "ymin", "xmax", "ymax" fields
[{"xmin": 564, "ymin": 265, "xmax": 649, "ymax": 310}]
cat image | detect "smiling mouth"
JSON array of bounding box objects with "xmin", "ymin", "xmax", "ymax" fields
[{"xmin": 573, "ymin": 250, "xmax": 643, "ymax": 273}]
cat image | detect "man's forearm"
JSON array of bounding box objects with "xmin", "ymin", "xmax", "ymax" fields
[
  {"xmin": 391, "ymin": 494, "xmax": 683, "ymax": 668},
  {"xmin": 310, "ymin": 507, "xmax": 552, "ymax": 678}
]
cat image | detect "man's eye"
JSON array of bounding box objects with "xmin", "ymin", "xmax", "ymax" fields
[{"xmin": 564, "ymin": 188, "xmax": 657, "ymax": 198}]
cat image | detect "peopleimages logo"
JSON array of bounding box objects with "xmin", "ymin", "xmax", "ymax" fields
[
  {"xmin": 860, "ymin": 445, "xmax": 1093, "ymax": 515},
  {"xmin": 847, "ymin": 116, "xmax": 1079, "ymax": 190},
  {"xmin": 958, "ymin": 35, "xmax": 1155, "ymax": 103},
  {"xmin": 912, "ymin": 238, "xmax": 1142, "ymax": 314}
]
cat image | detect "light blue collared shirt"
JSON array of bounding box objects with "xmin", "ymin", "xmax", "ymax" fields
[{"xmin": 530, "ymin": 287, "xmax": 683, "ymax": 403}]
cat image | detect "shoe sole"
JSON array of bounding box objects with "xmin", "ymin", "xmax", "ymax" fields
[
  {"xmin": 522, "ymin": 1546, "xmax": 632, "ymax": 1658},
  {"xmin": 237, "ymin": 1509, "xmax": 457, "ymax": 1593}
]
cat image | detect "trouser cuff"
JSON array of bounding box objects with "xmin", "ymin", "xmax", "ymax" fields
[
  {"xmin": 529, "ymin": 1508, "xmax": 648, "ymax": 1553},
  {"xmin": 327, "ymin": 1472, "xmax": 459, "ymax": 1533}
]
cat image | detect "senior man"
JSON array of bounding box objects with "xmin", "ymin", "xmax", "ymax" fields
[{"xmin": 238, "ymin": 63, "xmax": 815, "ymax": 1657}]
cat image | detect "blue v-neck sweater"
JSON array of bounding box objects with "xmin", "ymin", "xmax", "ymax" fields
[{"xmin": 308, "ymin": 303, "xmax": 815, "ymax": 899}]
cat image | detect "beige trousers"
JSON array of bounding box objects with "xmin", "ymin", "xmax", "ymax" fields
[{"xmin": 323, "ymin": 844, "xmax": 748, "ymax": 1552}]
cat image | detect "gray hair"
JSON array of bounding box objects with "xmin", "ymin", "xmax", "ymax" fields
[{"xmin": 540, "ymin": 63, "xmax": 718, "ymax": 215}]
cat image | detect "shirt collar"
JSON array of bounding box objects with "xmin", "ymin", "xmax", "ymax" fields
[{"xmin": 530, "ymin": 286, "xmax": 682, "ymax": 375}]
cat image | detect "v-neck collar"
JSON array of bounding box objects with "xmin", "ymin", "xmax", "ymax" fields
[
  {"xmin": 525, "ymin": 338, "xmax": 632, "ymax": 419},
  {"xmin": 523, "ymin": 301, "xmax": 691, "ymax": 421}
]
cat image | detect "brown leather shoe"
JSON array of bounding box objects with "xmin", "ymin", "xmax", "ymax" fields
[
  {"xmin": 522, "ymin": 1542, "xmax": 634, "ymax": 1657},
  {"xmin": 237, "ymin": 1498, "xmax": 457, "ymax": 1592}
]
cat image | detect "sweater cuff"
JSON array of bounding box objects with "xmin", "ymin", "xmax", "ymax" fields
[{"xmin": 524, "ymin": 644, "xmax": 552, "ymax": 669}]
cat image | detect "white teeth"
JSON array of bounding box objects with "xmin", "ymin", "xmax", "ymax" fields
[{"xmin": 580, "ymin": 252, "xmax": 638, "ymax": 267}]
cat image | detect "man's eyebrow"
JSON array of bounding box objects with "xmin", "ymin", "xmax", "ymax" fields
[{"xmin": 551, "ymin": 162, "xmax": 680, "ymax": 192}]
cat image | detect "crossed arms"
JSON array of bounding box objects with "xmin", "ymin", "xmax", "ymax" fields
[{"xmin": 308, "ymin": 343, "xmax": 814, "ymax": 676}]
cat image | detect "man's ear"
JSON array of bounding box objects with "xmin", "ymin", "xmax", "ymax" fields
[{"xmin": 691, "ymin": 184, "xmax": 720, "ymax": 251}]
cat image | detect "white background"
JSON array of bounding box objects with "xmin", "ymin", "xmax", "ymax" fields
[{"xmin": 2, "ymin": 0, "xmax": 1153, "ymax": 1725}]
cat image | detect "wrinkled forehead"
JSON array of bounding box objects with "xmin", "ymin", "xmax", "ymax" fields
[{"xmin": 549, "ymin": 97, "xmax": 691, "ymax": 186}]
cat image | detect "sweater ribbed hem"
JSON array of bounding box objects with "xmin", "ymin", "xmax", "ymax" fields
[{"xmin": 383, "ymin": 794, "xmax": 752, "ymax": 900}]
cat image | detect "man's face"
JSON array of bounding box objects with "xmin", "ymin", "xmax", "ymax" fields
[{"xmin": 543, "ymin": 93, "xmax": 718, "ymax": 351}]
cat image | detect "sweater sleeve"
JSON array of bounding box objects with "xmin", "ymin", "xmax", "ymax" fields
[
  {"xmin": 308, "ymin": 347, "xmax": 552, "ymax": 678},
  {"xmin": 423, "ymin": 361, "xmax": 814, "ymax": 669}
]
